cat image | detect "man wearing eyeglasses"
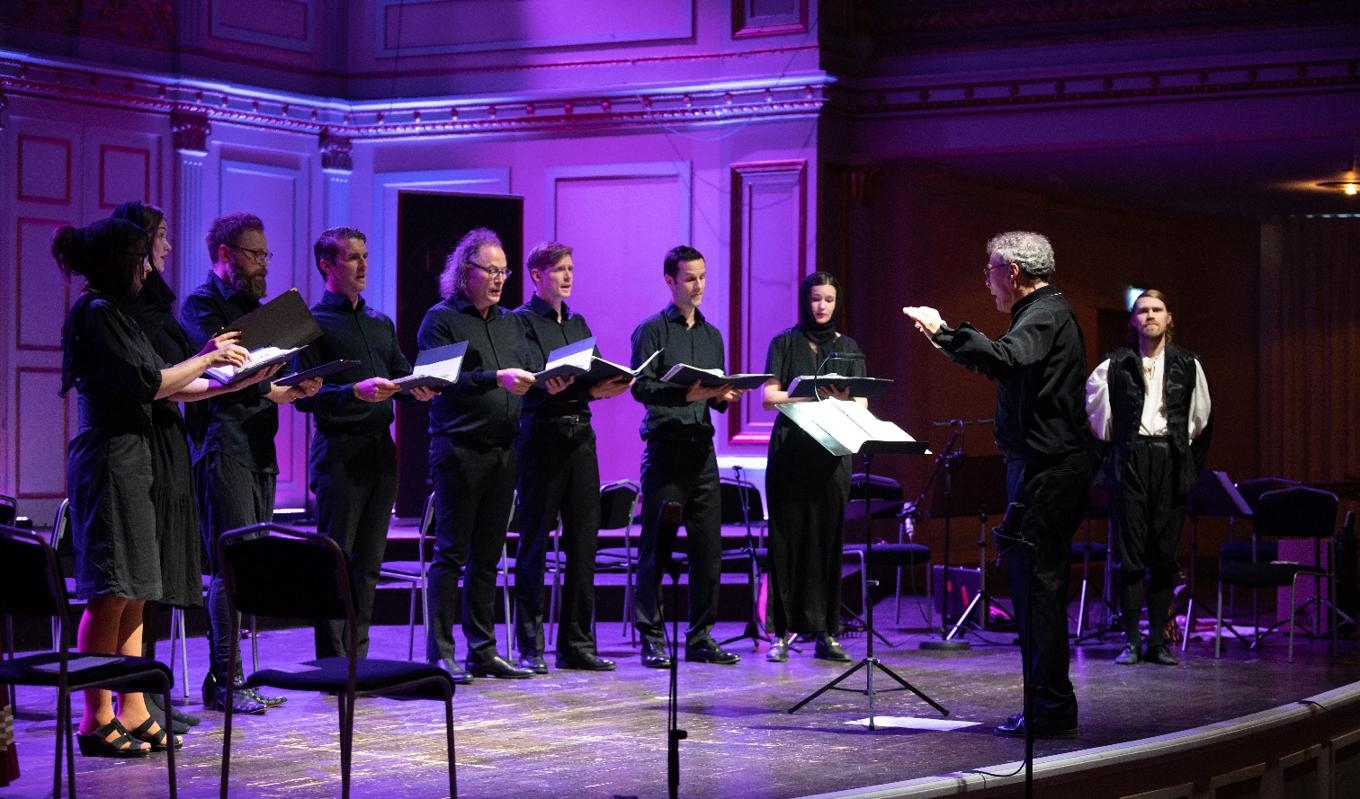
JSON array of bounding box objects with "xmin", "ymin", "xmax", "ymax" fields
[
  {"xmin": 418, "ymin": 227, "xmax": 537, "ymax": 682},
  {"xmin": 181, "ymin": 212, "xmax": 323, "ymax": 715},
  {"xmin": 904, "ymin": 231, "xmax": 1092, "ymax": 740}
]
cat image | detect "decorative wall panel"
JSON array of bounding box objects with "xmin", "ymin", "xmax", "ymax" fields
[
  {"xmin": 734, "ymin": 0, "xmax": 809, "ymax": 38},
  {"xmin": 16, "ymin": 216, "xmax": 71, "ymax": 352},
  {"xmin": 728, "ymin": 160, "xmax": 807, "ymax": 444},
  {"xmin": 98, "ymin": 145, "xmax": 152, "ymax": 210},
  {"xmin": 17, "ymin": 135, "xmax": 71, "ymax": 204},
  {"xmin": 210, "ymin": 0, "xmax": 314, "ymax": 53},
  {"xmin": 15, "ymin": 367, "xmax": 67, "ymax": 498},
  {"xmin": 545, "ymin": 161, "xmax": 692, "ymax": 481},
  {"xmin": 377, "ymin": 0, "xmax": 692, "ymax": 55}
]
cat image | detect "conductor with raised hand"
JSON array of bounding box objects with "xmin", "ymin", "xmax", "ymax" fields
[{"xmin": 903, "ymin": 231, "xmax": 1092, "ymax": 740}]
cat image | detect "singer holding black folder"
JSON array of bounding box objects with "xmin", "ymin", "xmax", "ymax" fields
[
  {"xmin": 762, "ymin": 271, "xmax": 865, "ymax": 663},
  {"xmin": 292, "ymin": 227, "xmax": 436, "ymax": 661},
  {"xmin": 904, "ymin": 231, "xmax": 1091, "ymax": 740}
]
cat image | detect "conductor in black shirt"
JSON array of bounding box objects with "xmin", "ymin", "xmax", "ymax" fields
[
  {"xmin": 904, "ymin": 231, "xmax": 1093, "ymax": 739},
  {"xmin": 293, "ymin": 227, "xmax": 436, "ymax": 661},
  {"xmin": 630, "ymin": 245, "xmax": 747, "ymax": 668},
  {"xmin": 418, "ymin": 227, "xmax": 536, "ymax": 682},
  {"xmin": 510, "ymin": 241, "xmax": 631, "ymax": 673}
]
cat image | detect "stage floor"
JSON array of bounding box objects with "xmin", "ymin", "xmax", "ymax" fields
[{"xmin": 4, "ymin": 598, "xmax": 1358, "ymax": 799}]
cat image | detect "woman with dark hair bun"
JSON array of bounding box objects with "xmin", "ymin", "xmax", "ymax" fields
[
  {"xmin": 761, "ymin": 271, "xmax": 868, "ymax": 663},
  {"xmin": 53, "ymin": 218, "xmax": 260, "ymax": 758}
]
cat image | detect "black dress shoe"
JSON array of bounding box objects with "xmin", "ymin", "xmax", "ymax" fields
[
  {"xmin": 1144, "ymin": 645, "xmax": 1180, "ymax": 666},
  {"xmin": 517, "ymin": 654, "xmax": 549, "ymax": 674},
  {"xmin": 994, "ymin": 712, "xmax": 1077, "ymax": 739},
  {"xmin": 203, "ymin": 685, "xmax": 268, "ymax": 715},
  {"xmin": 814, "ymin": 634, "xmax": 850, "ymax": 662},
  {"xmin": 640, "ymin": 639, "xmax": 672, "ymax": 669},
  {"xmin": 147, "ymin": 690, "xmax": 200, "ymax": 731},
  {"xmin": 1114, "ymin": 644, "xmax": 1141, "ymax": 665},
  {"xmin": 685, "ymin": 639, "xmax": 741, "ymax": 665},
  {"xmin": 241, "ymin": 686, "xmax": 287, "ymax": 708},
  {"xmin": 766, "ymin": 638, "xmax": 789, "ymax": 663},
  {"xmin": 432, "ymin": 658, "xmax": 473, "ymax": 685},
  {"xmin": 556, "ymin": 653, "xmax": 617, "ymax": 671},
  {"xmin": 466, "ymin": 654, "xmax": 534, "ymax": 679}
]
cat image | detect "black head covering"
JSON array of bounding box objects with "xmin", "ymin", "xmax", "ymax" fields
[{"xmin": 796, "ymin": 270, "xmax": 841, "ymax": 346}]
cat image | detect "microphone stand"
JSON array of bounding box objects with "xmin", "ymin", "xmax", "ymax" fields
[
  {"xmin": 657, "ymin": 501, "xmax": 687, "ymax": 799},
  {"xmin": 916, "ymin": 421, "xmax": 971, "ymax": 651}
]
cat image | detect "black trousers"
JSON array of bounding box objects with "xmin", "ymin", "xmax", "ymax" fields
[
  {"xmin": 1004, "ymin": 450, "xmax": 1092, "ymax": 724},
  {"xmin": 196, "ymin": 452, "xmax": 275, "ymax": 682},
  {"xmin": 634, "ymin": 437, "xmax": 722, "ymax": 644},
  {"xmin": 310, "ymin": 430, "xmax": 399, "ymax": 660},
  {"xmin": 1114, "ymin": 437, "xmax": 1184, "ymax": 649},
  {"xmin": 514, "ymin": 418, "xmax": 603, "ymax": 660},
  {"xmin": 425, "ymin": 437, "xmax": 515, "ymax": 665}
]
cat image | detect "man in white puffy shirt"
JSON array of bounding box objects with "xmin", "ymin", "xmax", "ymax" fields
[{"xmin": 1086, "ymin": 289, "xmax": 1211, "ymax": 667}]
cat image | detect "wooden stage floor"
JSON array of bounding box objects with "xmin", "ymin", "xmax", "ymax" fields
[{"xmin": 4, "ymin": 598, "xmax": 1357, "ymax": 799}]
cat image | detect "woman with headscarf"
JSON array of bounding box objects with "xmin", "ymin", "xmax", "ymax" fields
[
  {"xmin": 762, "ymin": 271, "xmax": 868, "ymax": 663},
  {"xmin": 53, "ymin": 218, "xmax": 258, "ymax": 757},
  {"xmin": 111, "ymin": 201, "xmax": 203, "ymax": 733}
]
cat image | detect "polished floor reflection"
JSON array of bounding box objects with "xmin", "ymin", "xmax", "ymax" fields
[{"xmin": 3, "ymin": 598, "xmax": 1356, "ymax": 799}]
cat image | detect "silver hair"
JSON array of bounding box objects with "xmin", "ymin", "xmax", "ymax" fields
[
  {"xmin": 438, "ymin": 227, "xmax": 503, "ymax": 300},
  {"xmin": 986, "ymin": 231, "xmax": 1055, "ymax": 280}
]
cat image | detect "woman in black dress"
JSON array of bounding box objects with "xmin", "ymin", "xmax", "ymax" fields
[
  {"xmin": 54, "ymin": 219, "xmax": 255, "ymax": 757},
  {"xmin": 112, "ymin": 201, "xmax": 203, "ymax": 732},
  {"xmin": 762, "ymin": 271, "xmax": 867, "ymax": 662}
]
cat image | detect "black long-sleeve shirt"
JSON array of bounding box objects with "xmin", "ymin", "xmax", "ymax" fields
[
  {"xmin": 932, "ymin": 284, "xmax": 1089, "ymax": 459},
  {"xmin": 292, "ymin": 291, "xmax": 412, "ymax": 435},
  {"xmin": 512, "ymin": 294, "xmax": 597, "ymax": 421},
  {"xmin": 630, "ymin": 304, "xmax": 728, "ymax": 441},
  {"xmin": 417, "ymin": 295, "xmax": 530, "ymax": 446},
  {"xmin": 179, "ymin": 272, "xmax": 278, "ymax": 471}
]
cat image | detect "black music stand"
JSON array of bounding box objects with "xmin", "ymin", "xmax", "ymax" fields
[
  {"xmin": 1182, "ymin": 470, "xmax": 1252, "ymax": 650},
  {"xmin": 919, "ymin": 452, "xmax": 1009, "ymax": 648},
  {"xmin": 719, "ymin": 467, "xmax": 773, "ymax": 649},
  {"xmin": 777, "ymin": 401, "xmax": 946, "ymax": 729}
]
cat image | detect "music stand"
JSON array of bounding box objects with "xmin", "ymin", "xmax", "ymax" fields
[
  {"xmin": 719, "ymin": 467, "xmax": 773, "ymax": 649},
  {"xmin": 1183, "ymin": 470, "xmax": 1252, "ymax": 650},
  {"xmin": 777, "ymin": 401, "xmax": 947, "ymax": 729}
]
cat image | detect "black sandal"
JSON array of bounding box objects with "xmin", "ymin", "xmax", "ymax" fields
[
  {"xmin": 127, "ymin": 716, "xmax": 183, "ymax": 751},
  {"xmin": 76, "ymin": 718, "xmax": 152, "ymax": 758}
]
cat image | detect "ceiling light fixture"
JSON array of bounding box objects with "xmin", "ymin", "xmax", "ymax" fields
[{"xmin": 1317, "ymin": 138, "xmax": 1360, "ymax": 196}]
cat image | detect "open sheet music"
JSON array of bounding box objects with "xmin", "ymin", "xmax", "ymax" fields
[
  {"xmin": 204, "ymin": 288, "xmax": 323, "ymax": 384},
  {"xmin": 661, "ymin": 363, "xmax": 773, "ymax": 391},
  {"xmin": 394, "ymin": 341, "xmax": 468, "ymax": 392},
  {"xmin": 777, "ymin": 398, "xmax": 924, "ymax": 457},
  {"xmin": 205, "ymin": 345, "xmax": 306, "ymax": 385},
  {"xmin": 534, "ymin": 337, "xmax": 596, "ymax": 382},
  {"xmin": 587, "ymin": 349, "xmax": 660, "ymax": 383}
]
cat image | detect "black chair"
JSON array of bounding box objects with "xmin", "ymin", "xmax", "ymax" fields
[
  {"xmin": 1071, "ymin": 484, "xmax": 1112, "ymax": 640},
  {"xmin": 0, "ymin": 494, "xmax": 16, "ymax": 525},
  {"xmin": 1214, "ymin": 487, "xmax": 1347, "ymax": 662},
  {"xmin": 378, "ymin": 492, "xmax": 437, "ymax": 660},
  {"xmin": 843, "ymin": 474, "xmax": 930, "ymax": 627},
  {"xmin": 0, "ymin": 523, "xmax": 178, "ymax": 799},
  {"xmin": 718, "ymin": 476, "xmax": 771, "ymax": 646},
  {"xmin": 594, "ymin": 480, "xmax": 642, "ymax": 641},
  {"xmin": 217, "ymin": 523, "xmax": 457, "ymax": 799}
]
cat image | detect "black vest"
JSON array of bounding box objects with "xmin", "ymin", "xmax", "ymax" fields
[{"xmin": 1105, "ymin": 343, "xmax": 1201, "ymax": 496}]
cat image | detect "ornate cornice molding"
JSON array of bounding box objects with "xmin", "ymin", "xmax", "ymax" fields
[
  {"xmin": 835, "ymin": 57, "xmax": 1360, "ymax": 117},
  {"xmin": 878, "ymin": 0, "xmax": 1352, "ymax": 34},
  {"xmin": 0, "ymin": 55, "xmax": 829, "ymax": 141}
]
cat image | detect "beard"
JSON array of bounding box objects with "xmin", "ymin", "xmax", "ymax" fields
[{"xmin": 229, "ymin": 261, "xmax": 267, "ymax": 299}]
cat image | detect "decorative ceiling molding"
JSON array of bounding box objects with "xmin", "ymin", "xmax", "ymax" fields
[
  {"xmin": 0, "ymin": 55, "xmax": 828, "ymax": 140},
  {"xmin": 836, "ymin": 57, "xmax": 1360, "ymax": 117}
]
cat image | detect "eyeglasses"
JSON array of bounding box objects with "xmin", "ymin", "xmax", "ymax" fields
[
  {"xmin": 230, "ymin": 245, "xmax": 274, "ymax": 264},
  {"xmin": 983, "ymin": 262, "xmax": 1008, "ymax": 279},
  {"xmin": 471, "ymin": 263, "xmax": 513, "ymax": 280}
]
